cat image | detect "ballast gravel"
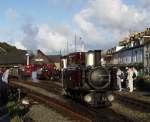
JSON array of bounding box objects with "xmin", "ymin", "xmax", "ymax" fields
[{"xmin": 23, "ymin": 104, "xmax": 79, "ymax": 122}]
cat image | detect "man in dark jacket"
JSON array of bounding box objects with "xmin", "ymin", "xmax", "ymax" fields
[
  {"xmin": 0, "ymin": 68, "xmax": 10, "ymax": 122},
  {"xmin": 0, "ymin": 67, "xmax": 2, "ymax": 82},
  {"xmin": 0, "ymin": 68, "xmax": 8, "ymax": 106}
]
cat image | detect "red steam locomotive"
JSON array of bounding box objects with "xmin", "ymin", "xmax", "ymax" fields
[
  {"xmin": 9, "ymin": 62, "xmax": 59, "ymax": 81},
  {"xmin": 61, "ymin": 50, "xmax": 114, "ymax": 107},
  {"xmin": 23, "ymin": 64, "xmax": 55, "ymax": 80}
]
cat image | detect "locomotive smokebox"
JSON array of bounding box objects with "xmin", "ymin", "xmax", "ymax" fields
[
  {"xmin": 86, "ymin": 50, "xmax": 101, "ymax": 67},
  {"xmin": 88, "ymin": 67, "xmax": 110, "ymax": 90}
]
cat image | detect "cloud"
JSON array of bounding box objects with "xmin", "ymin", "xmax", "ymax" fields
[
  {"xmin": 37, "ymin": 24, "xmax": 67, "ymax": 52},
  {"xmin": 19, "ymin": 22, "xmax": 75, "ymax": 54},
  {"xmin": 14, "ymin": 41, "xmax": 27, "ymax": 50},
  {"xmin": 5, "ymin": 8, "xmax": 18, "ymax": 20},
  {"xmin": 14, "ymin": 0, "xmax": 150, "ymax": 53},
  {"xmin": 74, "ymin": 0, "xmax": 150, "ymax": 49},
  {"xmin": 139, "ymin": 0, "xmax": 150, "ymax": 9},
  {"xmin": 21, "ymin": 23, "xmax": 39, "ymax": 50}
]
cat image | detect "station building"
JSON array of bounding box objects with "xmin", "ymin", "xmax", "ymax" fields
[
  {"xmin": 103, "ymin": 28, "xmax": 150, "ymax": 76},
  {"xmin": 29, "ymin": 50, "xmax": 61, "ymax": 69}
]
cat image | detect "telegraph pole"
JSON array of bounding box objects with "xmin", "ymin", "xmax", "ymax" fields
[
  {"xmin": 75, "ymin": 33, "xmax": 77, "ymax": 52},
  {"xmin": 67, "ymin": 40, "xmax": 69, "ymax": 54}
]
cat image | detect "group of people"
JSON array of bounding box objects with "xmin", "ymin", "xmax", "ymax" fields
[{"xmin": 117, "ymin": 67, "xmax": 138, "ymax": 92}]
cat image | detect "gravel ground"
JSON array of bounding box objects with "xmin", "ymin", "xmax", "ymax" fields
[
  {"xmin": 111, "ymin": 101, "xmax": 150, "ymax": 122},
  {"xmin": 23, "ymin": 104, "xmax": 79, "ymax": 122}
]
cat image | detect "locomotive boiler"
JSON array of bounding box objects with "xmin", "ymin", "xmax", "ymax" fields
[{"xmin": 61, "ymin": 50, "xmax": 114, "ymax": 107}]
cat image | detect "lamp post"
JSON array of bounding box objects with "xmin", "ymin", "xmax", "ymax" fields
[{"xmin": 26, "ymin": 53, "xmax": 30, "ymax": 65}]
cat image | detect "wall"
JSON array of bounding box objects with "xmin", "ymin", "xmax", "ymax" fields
[{"xmin": 112, "ymin": 47, "xmax": 144, "ymax": 66}]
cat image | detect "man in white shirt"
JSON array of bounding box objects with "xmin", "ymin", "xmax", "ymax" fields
[
  {"xmin": 2, "ymin": 68, "xmax": 10, "ymax": 84},
  {"xmin": 117, "ymin": 68, "xmax": 124, "ymax": 91},
  {"xmin": 127, "ymin": 67, "xmax": 134, "ymax": 92}
]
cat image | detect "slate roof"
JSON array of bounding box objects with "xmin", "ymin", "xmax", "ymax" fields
[
  {"xmin": 31, "ymin": 50, "xmax": 53, "ymax": 64},
  {"xmin": 0, "ymin": 51, "xmax": 27, "ymax": 65},
  {"xmin": 47, "ymin": 55, "xmax": 61, "ymax": 63}
]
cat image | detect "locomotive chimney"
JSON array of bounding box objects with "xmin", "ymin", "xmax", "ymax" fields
[{"xmin": 94, "ymin": 50, "xmax": 101, "ymax": 67}]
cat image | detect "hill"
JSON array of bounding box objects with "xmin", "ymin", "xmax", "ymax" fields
[
  {"xmin": 0, "ymin": 42, "xmax": 25, "ymax": 53},
  {"xmin": 0, "ymin": 42, "xmax": 27, "ymax": 65}
]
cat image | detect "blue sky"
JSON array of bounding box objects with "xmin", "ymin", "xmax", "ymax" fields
[
  {"xmin": 0, "ymin": 0, "xmax": 84, "ymax": 27},
  {"xmin": 0, "ymin": 0, "xmax": 149, "ymax": 54},
  {"xmin": 0, "ymin": 0, "xmax": 84, "ymax": 46}
]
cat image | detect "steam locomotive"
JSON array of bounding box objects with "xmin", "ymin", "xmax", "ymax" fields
[{"xmin": 61, "ymin": 50, "xmax": 114, "ymax": 107}]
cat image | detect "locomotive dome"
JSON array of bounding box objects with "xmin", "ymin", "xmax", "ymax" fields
[{"xmin": 88, "ymin": 67, "xmax": 110, "ymax": 90}]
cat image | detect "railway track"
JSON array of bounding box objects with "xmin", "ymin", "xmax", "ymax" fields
[
  {"xmin": 20, "ymin": 80, "xmax": 63, "ymax": 95},
  {"xmin": 9, "ymin": 80, "xmax": 89, "ymax": 121},
  {"xmin": 9, "ymin": 80, "xmax": 134, "ymax": 122},
  {"xmin": 23, "ymin": 81, "xmax": 150, "ymax": 111},
  {"xmin": 114, "ymin": 92, "xmax": 150, "ymax": 112}
]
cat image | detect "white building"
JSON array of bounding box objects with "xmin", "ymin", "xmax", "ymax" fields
[{"xmin": 143, "ymin": 36, "xmax": 150, "ymax": 75}]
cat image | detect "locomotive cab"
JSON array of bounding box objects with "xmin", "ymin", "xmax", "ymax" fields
[{"xmin": 62, "ymin": 50, "xmax": 114, "ymax": 107}]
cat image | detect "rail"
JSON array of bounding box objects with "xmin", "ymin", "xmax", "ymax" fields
[{"xmin": 9, "ymin": 80, "xmax": 133, "ymax": 122}]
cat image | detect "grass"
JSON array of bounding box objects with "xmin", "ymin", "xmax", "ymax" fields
[
  {"xmin": 4, "ymin": 96, "xmax": 29, "ymax": 122},
  {"xmin": 6, "ymin": 100, "xmax": 22, "ymax": 122}
]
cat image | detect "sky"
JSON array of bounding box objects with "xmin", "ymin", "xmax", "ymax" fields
[{"xmin": 0, "ymin": 0, "xmax": 150, "ymax": 54}]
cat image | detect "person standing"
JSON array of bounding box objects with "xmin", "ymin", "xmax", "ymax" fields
[
  {"xmin": 132, "ymin": 67, "xmax": 138, "ymax": 80},
  {"xmin": 32, "ymin": 65, "xmax": 38, "ymax": 82},
  {"xmin": 2, "ymin": 67, "xmax": 10, "ymax": 84},
  {"xmin": 117, "ymin": 68, "xmax": 123, "ymax": 91},
  {"xmin": 0, "ymin": 67, "xmax": 10, "ymax": 122},
  {"xmin": 124, "ymin": 67, "xmax": 129, "ymax": 89},
  {"xmin": 127, "ymin": 67, "xmax": 134, "ymax": 92},
  {"xmin": 0, "ymin": 68, "xmax": 3, "ymax": 82},
  {"xmin": 132, "ymin": 67, "xmax": 138, "ymax": 90},
  {"xmin": 1, "ymin": 67, "xmax": 9, "ymax": 101}
]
